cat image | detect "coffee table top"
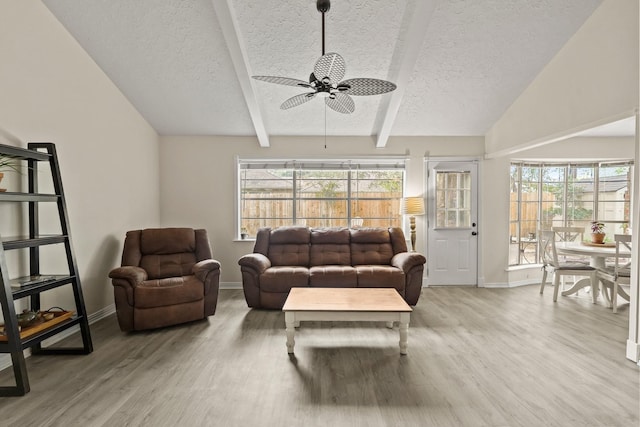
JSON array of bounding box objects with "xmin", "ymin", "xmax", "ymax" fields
[{"xmin": 282, "ymin": 288, "xmax": 412, "ymax": 312}]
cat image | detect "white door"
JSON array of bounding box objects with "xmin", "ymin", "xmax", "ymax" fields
[{"xmin": 426, "ymin": 160, "xmax": 478, "ymax": 285}]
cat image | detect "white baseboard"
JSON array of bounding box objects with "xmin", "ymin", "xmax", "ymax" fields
[
  {"xmin": 220, "ymin": 282, "xmax": 242, "ymax": 290},
  {"xmin": 483, "ymin": 279, "xmax": 538, "ymax": 288},
  {"xmin": 0, "ymin": 304, "xmax": 117, "ymax": 373},
  {"xmin": 626, "ymin": 339, "xmax": 640, "ymax": 363}
]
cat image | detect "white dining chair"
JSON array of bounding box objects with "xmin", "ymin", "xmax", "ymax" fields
[
  {"xmin": 539, "ymin": 230, "xmax": 598, "ymax": 302},
  {"xmin": 552, "ymin": 226, "xmax": 588, "ymax": 261},
  {"xmin": 596, "ymin": 234, "xmax": 631, "ymax": 313},
  {"xmin": 551, "ymin": 226, "xmax": 590, "ymax": 289}
]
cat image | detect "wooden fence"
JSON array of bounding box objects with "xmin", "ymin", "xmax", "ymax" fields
[
  {"xmin": 241, "ymin": 191, "xmax": 402, "ymax": 234},
  {"xmin": 509, "ymin": 191, "xmax": 556, "ymax": 237}
]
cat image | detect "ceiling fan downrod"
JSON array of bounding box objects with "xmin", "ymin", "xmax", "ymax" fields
[{"xmin": 317, "ymin": 0, "xmax": 331, "ymax": 55}]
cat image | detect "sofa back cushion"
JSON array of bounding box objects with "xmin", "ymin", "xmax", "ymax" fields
[
  {"xmin": 137, "ymin": 228, "xmax": 198, "ymax": 280},
  {"xmin": 268, "ymin": 226, "xmax": 311, "ymax": 266},
  {"xmin": 310, "ymin": 227, "xmax": 351, "ymax": 266},
  {"xmin": 350, "ymin": 228, "xmax": 394, "ymax": 265}
]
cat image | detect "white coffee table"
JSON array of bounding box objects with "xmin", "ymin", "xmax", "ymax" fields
[{"xmin": 282, "ymin": 287, "xmax": 412, "ymax": 355}]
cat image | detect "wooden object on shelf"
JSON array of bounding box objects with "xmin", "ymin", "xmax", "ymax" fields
[
  {"xmin": 0, "ymin": 142, "xmax": 93, "ymax": 396},
  {"xmin": 0, "ymin": 311, "xmax": 74, "ymax": 342}
]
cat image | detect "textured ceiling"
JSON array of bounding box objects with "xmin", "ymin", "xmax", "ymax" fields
[{"xmin": 42, "ymin": 0, "xmax": 609, "ymax": 146}]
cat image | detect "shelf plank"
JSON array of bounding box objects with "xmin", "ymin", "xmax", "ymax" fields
[
  {"xmin": 11, "ymin": 275, "xmax": 75, "ymax": 300},
  {"xmin": 1, "ymin": 235, "xmax": 68, "ymax": 250},
  {"xmin": 0, "ymin": 144, "xmax": 50, "ymax": 161},
  {"xmin": 0, "ymin": 311, "xmax": 75, "ymax": 342},
  {"xmin": 0, "ymin": 192, "xmax": 59, "ymax": 202},
  {"xmin": 0, "ymin": 315, "xmax": 81, "ymax": 352}
]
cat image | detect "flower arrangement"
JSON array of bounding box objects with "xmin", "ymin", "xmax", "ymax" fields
[
  {"xmin": 0, "ymin": 155, "xmax": 20, "ymax": 192},
  {"xmin": 0, "ymin": 155, "xmax": 20, "ymax": 173},
  {"xmin": 590, "ymin": 221, "xmax": 605, "ymax": 234}
]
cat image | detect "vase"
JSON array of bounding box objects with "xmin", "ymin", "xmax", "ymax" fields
[{"xmin": 591, "ymin": 233, "xmax": 605, "ymax": 244}]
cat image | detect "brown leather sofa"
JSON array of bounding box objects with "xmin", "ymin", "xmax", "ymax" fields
[
  {"xmin": 109, "ymin": 228, "xmax": 221, "ymax": 331},
  {"xmin": 238, "ymin": 226, "xmax": 426, "ymax": 309}
]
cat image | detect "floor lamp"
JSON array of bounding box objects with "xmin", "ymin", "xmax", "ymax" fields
[{"xmin": 401, "ymin": 197, "xmax": 425, "ymax": 252}]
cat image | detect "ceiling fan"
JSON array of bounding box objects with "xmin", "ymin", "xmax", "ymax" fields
[{"xmin": 252, "ymin": 0, "xmax": 397, "ymax": 114}]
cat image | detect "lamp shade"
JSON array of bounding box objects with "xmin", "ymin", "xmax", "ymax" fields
[{"xmin": 401, "ymin": 197, "xmax": 425, "ymax": 216}]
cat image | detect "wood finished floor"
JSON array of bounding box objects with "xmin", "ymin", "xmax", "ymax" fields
[{"xmin": 0, "ymin": 286, "xmax": 638, "ymax": 427}]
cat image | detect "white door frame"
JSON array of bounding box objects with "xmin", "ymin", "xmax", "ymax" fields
[{"xmin": 424, "ymin": 156, "xmax": 482, "ymax": 286}]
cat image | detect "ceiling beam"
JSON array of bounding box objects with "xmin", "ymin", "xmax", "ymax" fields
[
  {"xmin": 211, "ymin": 0, "xmax": 270, "ymax": 147},
  {"xmin": 375, "ymin": 0, "xmax": 439, "ymax": 148}
]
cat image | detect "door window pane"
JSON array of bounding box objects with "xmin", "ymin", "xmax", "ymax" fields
[{"xmin": 436, "ymin": 171, "xmax": 471, "ymax": 228}]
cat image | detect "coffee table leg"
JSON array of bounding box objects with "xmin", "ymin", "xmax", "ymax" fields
[
  {"xmin": 285, "ymin": 311, "xmax": 295, "ymax": 354},
  {"xmin": 399, "ymin": 313, "xmax": 410, "ymax": 355}
]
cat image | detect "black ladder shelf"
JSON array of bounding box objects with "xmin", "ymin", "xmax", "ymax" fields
[{"xmin": 0, "ymin": 142, "xmax": 93, "ymax": 396}]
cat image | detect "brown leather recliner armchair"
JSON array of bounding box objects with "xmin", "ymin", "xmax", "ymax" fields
[{"xmin": 109, "ymin": 228, "xmax": 221, "ymax": 332}]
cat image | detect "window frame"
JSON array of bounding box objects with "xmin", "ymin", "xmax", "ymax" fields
[
  {"xmin": 509, "ymin": 160, "xmax": 633, "ymax": 266},
  {"xmin": 236, "ymin": 157, "xmax": 407, "ymax": 238}
]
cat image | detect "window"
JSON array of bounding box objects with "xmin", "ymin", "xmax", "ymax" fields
[
  {"xmin": 435, "ymin": 171, "xmax": 471, "ymax": 228},
  {"xmin": 509, "ymin": 161, "xmax": 633, "ymax": 265},
  {"xmin": 238, "ymin": 158, "xmax": 406, "ymax": 237}
]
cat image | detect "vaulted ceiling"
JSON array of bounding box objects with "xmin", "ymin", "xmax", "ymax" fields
[{"xmin": 43, "ymin": 0, "xmax": 610, "ymax": 147}]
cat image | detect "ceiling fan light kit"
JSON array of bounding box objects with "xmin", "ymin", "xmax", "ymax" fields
[{"xmin": 252, "ymin": 0, "xmax": 397, "ymax": 114}]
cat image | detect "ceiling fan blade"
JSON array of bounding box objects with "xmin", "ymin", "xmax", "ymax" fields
[
  {"xmin": 325, "ymin": 92, "xmax": 354, "ymax": 114},
  {"xmin": 314, "ymin": 52, "xmax": 346, "ymax": 84},
  {"xmin": 253, "ymin": 76, "xmax": 313, "ymax": 88},
  {"xmin": 339, "ymin": 78, "xmax": 397, "ymax": 96},
  {"xmin": 281, "ymin": 93, "xmax": 316, "ymax": 110}
]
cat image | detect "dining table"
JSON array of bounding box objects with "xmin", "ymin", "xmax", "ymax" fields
[{"xmin": 555, "ymin": 241, "xmax": 631, "ymax": 303}]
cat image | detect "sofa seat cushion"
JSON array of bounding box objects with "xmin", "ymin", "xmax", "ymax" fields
[
  {"xmin": 134, "ymin": 275, "xmax": 204, "ymax": 308},
  {"xmin": 309, "ymin": 265, "xmax": 357, "ymax": 287},
  {"xmin": 355, "ymin": 265, "xmax": 404, "ymax": 291},
  {"xmin": 260, "ymin": 266, "xmax": 310, "ymax": 292}
]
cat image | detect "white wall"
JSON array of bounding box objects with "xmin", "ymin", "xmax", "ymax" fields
[
  {"xmin": 0, "ymin": 0, "xmax": 160, "ymax": 316},
  {"xmin": 161, "ymin": 134, "xmax": 634, "ymax": 289},
  {"xmin": 159, "ymin": 135, "xmax": 484, "ymax": 285},
  {"xmin": 486, "ymin": 0, "xmax": 639, "ymax": 155},
  {"xmin": 484, "ymin": 0, "xmax": 639, "ymax": 363}
]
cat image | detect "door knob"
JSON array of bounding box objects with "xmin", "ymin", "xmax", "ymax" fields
[{"xmin": 471, "ymin": 231, "xmax": 477, "ymax": 236}]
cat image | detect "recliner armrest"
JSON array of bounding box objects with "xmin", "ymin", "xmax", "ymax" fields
[
  {"xmin": 193, "ymin": 259, "xmax": 221, "ymax": 282},
  {"xmin": 108, "ymin": 266, "xmax": 148, "ymax": 286},
  {"xmin": 391, "ymin": 252, "xmax": 426, "ymax": 273},
  {"xmin": 109, "ymin": 266, "xmax": 147, "ymax": 307},
  {"xmin": 238, "ymin": 253, "xmax": 271, "ymax": 274}
]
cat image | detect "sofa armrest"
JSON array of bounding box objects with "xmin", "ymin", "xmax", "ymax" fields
[
  {"xmin": 193, "ymin": 259, "xmax": 221, "ymax": 283},
  {"xmin": 109, "ymin": 266, "xmax": 147, "ymax": 308},
  {"xmin": 238, "ymin": 253, "xmax": 271, "ymax": 274},
  {"xmin": 108, "ymin": 266, "xmax": 148, "ymax": 286},
  {"xmin": 391, "ymin": 252, "xmax": 426, "ymax": 273},
  {"xmin": 194, "ymin": 259, "xmax": 221, "ymax": 314}
]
